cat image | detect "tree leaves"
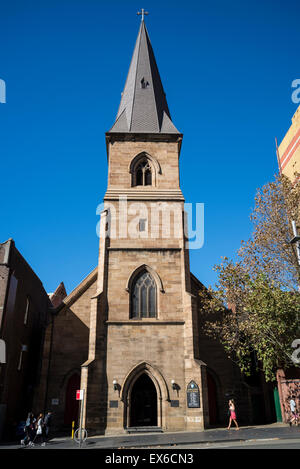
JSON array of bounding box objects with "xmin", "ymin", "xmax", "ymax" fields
[{"xmin": 199, "ymin": 174, "xmax": 300, "ymax": 381}]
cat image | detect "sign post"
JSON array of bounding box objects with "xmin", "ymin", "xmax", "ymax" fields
[{"xmin": 75, "ymin": 389, "xmax": 87, "ymax": 448}]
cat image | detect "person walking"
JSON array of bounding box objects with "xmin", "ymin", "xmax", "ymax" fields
[
  {"xmin": 32, "ymin": 413, "xmax": 46, "ymax": 446},
  {"xmin": 289, "ymin": 396, "xmax": 299, "ymax": 426},
  {"xmin": 27, "ymin": 413, "xmax": 37, "ymax": 446},
  {"xmin": 21, "ymin": 412, "xmax": 34, "ymax": 446},
  {"xmin": 44, "ymin": 411, "xmax": 53, "ymax": 442},
  {"xmin": 227, "ymin": 399, "xmax": 239, "ymax": 430}
]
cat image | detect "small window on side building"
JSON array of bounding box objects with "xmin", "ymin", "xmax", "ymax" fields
[{"xmin": 139, "ymin": 219, "xmax": 147, "ymax": 232}]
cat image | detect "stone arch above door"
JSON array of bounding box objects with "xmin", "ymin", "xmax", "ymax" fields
[{"xmin": 121, "ymin": 361, "xmax": 170, "ymax": 429}]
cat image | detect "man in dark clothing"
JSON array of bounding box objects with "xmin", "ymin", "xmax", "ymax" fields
[{"xmin": 44, "ymin": 411, "xmax": 53, "ymax": 441}]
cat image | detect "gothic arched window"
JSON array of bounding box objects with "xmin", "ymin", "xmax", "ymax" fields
[
  {"xmin": 130, "ymin": 271, "xmax": 157, "ymax": 318},
  {"xmin": 132, "ymin": 159, "xmax": 152, "ymax": 187}
]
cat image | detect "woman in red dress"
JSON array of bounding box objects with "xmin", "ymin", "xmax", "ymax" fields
[{"xmin": 227, "ymin": 399, "xmax": 239, "ymax": 430}]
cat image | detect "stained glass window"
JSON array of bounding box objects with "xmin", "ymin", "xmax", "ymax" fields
[{"xmin": 131, "ymin": 271, "xmax": 157, "ymax": 318}]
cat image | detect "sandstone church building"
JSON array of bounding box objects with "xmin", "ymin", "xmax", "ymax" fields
[{"xmin": 36, "ymin": 17, "xmax": 274, "ymax": 434}]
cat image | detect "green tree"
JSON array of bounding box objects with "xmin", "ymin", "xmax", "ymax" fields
[{"xmin": 200, "ymin": 174, "xmax": 300, "ymax": 381}]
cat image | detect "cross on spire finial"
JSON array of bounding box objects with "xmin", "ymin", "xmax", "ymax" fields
[{"xmin": 137, "ymin": 8, "xmax": 148, "ymax": 22}]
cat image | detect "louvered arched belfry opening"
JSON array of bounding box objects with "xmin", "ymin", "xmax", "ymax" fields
[{"xmin": 130, "ymin": 151, "xmax": 161, "ymax": 188}]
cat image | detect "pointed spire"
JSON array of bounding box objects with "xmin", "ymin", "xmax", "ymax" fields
[{"xmin": 108, "ymin": 19, "xmax": 180, "ymax": 134}]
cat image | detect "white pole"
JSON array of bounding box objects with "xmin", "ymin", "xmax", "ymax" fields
[
  {"xmin": 79, "ymin": 389, "xmax": 85, "ymax": 448},
  {"xmin": 291, "ymin": 221, "xmax": 300, "ymax": 266},
  {"xmin": 292, "ymin": 220, "xmax": 297, "ymax": 237}
]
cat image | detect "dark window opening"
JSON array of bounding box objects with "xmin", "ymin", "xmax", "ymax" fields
[
  {"xmin": 145, "ymin": 168, "xmax": 152, "ymax": 185},
  {"xmin": 136, "ymin": 168, "xmax": 143, "ymax": 186},
  {"xmin": 141, "ymin": 78, "xmax": 150, "ymax": 89},
  {"xmin": 132, "ymin": 159, "xmax": 152, "ymax": 187},
  {"xmin": 139, "ymin": 219, "xmax": 146, "ymax": 232}
]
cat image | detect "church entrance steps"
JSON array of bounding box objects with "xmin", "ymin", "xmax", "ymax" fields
[{"xmin": 126, "ymin": 427, "xmax": 163, "ymax": 434}]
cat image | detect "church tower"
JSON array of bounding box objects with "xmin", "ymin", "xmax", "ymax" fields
[
  {"xmin": 35, "ymin": 14, "xmax": 266, "ymax": 434},
  {"xmin": 80, "ymin": 17, "xmax": 210, "ymax": 433}
]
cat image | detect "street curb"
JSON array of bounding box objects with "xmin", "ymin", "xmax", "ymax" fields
[
  {"xmin": 83, "ymin": 435, "xmax": 299, "ymax": 449},
  {"xmin": 87, "ymin": 438, "xmax": 246, "ymax": 449}
]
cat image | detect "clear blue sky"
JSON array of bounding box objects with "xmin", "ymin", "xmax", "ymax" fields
[{"xmin": 1, "ymin": 0, "xmax": 299, "ymax": 294}]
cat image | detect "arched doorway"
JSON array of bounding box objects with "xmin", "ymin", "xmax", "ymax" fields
[
  {"xmin": 207, "ymin": 371, "xmax": 218, "ymax": 425},
  {"xmin": 64, "ymin": 373, "xmax": 80, "ymax": 426},
  {"xmin": 130, "ymin": 374, "xmax": 157, "ymax": 427}
]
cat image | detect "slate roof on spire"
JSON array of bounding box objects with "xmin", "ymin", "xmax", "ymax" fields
[{"xmin": 108, "ymin": 20, "xmax": 180, "ymax": 134}]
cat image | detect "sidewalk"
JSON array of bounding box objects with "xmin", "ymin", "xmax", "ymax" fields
[
  {"xmin": 49, "ymin": 423, "xmax": 300, "ymax": 449},
  {"xmin": 1, "ymin": 422, "xmax": 299, "ymax": 449}
]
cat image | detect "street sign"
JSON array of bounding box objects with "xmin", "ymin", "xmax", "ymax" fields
[{"xmin": 75, "ymin": 388, "xmax": 86, "ymax": 448}]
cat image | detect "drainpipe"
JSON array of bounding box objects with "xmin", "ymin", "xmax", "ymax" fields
[
  {"xmin": 276, "ymin": 369, "xmax": 286, "ymax": 423},
  {"xmin": 43, "ymin": 310, "xmax": 55, "ymax": 414}
]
